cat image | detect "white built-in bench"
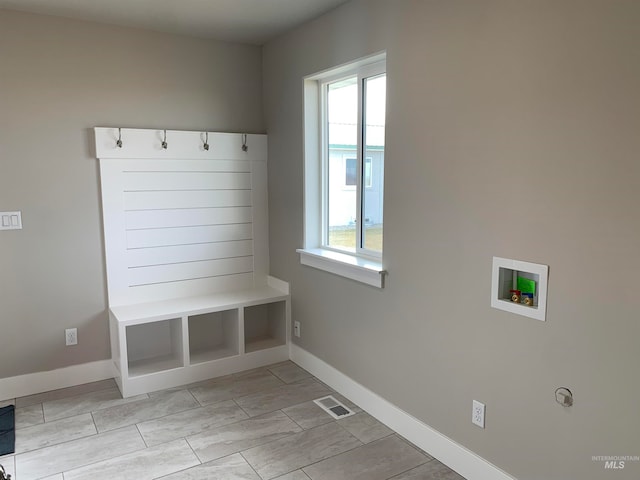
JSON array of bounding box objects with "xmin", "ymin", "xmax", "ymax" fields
[
  {"xmin": 109, "ymin": 278, "xmax": 289, "ymax": 397},
  {"xmin": 96, "ymin": 128, "xmax": 289, "ymax": 397}
]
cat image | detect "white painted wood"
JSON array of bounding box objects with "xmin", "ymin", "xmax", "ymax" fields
[
  {"xmin": 110, "ymin": 283, "xmax": 290, "ymax": 397},
  {"xmin": 290, "ymin": 344, "xmax": 518, "ymax": 480},
  {"xmin": 128, "ymin": 256, "xmax": 254, "ymax": 287},
  {"xmin": 297, "ymin": 247, "xmax": 385, "ymax": 288},
  {"xmin": 96, "ymin": 128, "xmax": 268, "ymax": 306},
  {"xmin": 111, "ymin": 286, "xmax": 289, "ymax": 325},
  {"xmin": 251, "ymin": 159, "xmax": 270, "ymax": 285},
  {"xmin": 188, "ymin": 309, "xmax": 240, "ymax": 365},
  {"xmin": 267, "ymin": 275, "xmax": 290, "ymax": 294},
  {"xmin": 99, "ymin": 160, "xmax": 130, "ymax": 306},
  {"xmin": 490, "ymin": 257, "xmax": 549, "ymax": 321},
  {"xmin": 122, "ymin": 171, "xmax": 251, "ymax": 191},
  {"xmin": 244, "ymin": 301, "xmax": 287, "ymax": 353},
  {"xmin": 95, "ymin": 128, "xmax": 267, "ymax": 162},
  {"xmin": 124, "ymin": 190, "xmax": 252, "ymax": 210},
  {"xmin": 125, "ymin": 207, "xmax": 253, "ymax": 230},
  {"xmin": 121, "ymin": 159, "xmax": 250, "ymax": 173},
  {"xmin": 126, "ymin": 240, "xmax": 253, "ymax": 267},
  {"xmin": 121, "ymin": 345, "xmax": 289, "ymax": 398},
  {"xmin": 0, "ymin": 360, "xmax": 113, "ymax": 401},
  {"xmin": 126, "ymin": 223, "xmax": 253, "ymax": 249},
  {"xmin": 96, "ymin": 128, "xmax": 289, "ymax": 398},
  {"xmin": 128, "ymin": 273, "xmax": 255, "ymax": 305}
]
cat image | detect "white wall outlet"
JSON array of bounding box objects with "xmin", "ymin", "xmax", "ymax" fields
[
  {"xmin": 293, "ymin": 321, "xmax": 301, "ymax": 338},
  {"xmin": 472, "ymin": 400, "xmax": 485, "ymax": 428},
  {"xmin": 0, "ymin": 211, "xmax": 22, "ymax": 231},
  {"xmin": 65, "ymin": 328, "xmax": 78, "ymax": 346}
]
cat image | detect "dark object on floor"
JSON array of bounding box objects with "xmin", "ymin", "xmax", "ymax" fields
[
  {"xmin": 0, "ymin": 462, "xmax": 12, "ymax": 480},
  {"xmin": 0, "ymin": 405, "xmax": 15, "ymax": 457}
]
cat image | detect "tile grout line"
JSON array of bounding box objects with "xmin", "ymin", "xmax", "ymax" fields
[
  {"xmin": 184, "ymin": 436, "xmax": 205, "ymax": 464},
  {"xmin": 17, "ymin": 382, "xmax": 119, "ymax": 410},
  {"xmin": 242, "ymin": 420, "xmax": 364, "ymax": 480},
  {"xmin": 41, "ymin": 390, "xmax": 151, "ymax": 424},
  {"xmin": 384, "ymin": 455, "xmax": 435, "ymax": 480},
  {"xmin": 278, "ymin": 407, "xmax": 308, "ymax": 431},
  {"xmin": 238, "ymin": 451, "xmax": 264, "ymax": 480},
  {"xmin": 13, "ymin": 365, "xmax": 453, "ymax": 480},
  {"xmin": 231, "ymin": 397, "xmax": 252, "ymax": 418},
  {"xmin": 14, "ymin": 403, "xmax": 45, "ymax": 431},
  {"xmin": 135, "ymin": 423, "xmax": 150, "ymax": 449},
  {"xmin": 93, "ymin": 390, "xmax": 201, "ymax": 434},
  {"xmin": 54, "ymin": 432, "xmax": 150, "ymax": 480},
  {"xmin": 15, "ymin": 425, "xmax": 148, "ymax": 480}
]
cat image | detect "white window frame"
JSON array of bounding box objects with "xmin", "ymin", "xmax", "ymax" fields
[
  {"xmin": 297, "ymin": 52, "xmax": 386, "ymax": 288},
  {"xmin": 364, "ymin": 157, "xmax": 373, "ymax": 189}
]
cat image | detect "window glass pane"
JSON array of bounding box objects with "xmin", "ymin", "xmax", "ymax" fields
[
  {"xmin": 327, "ymin": 77, "xmax": 358, "ymax": 250},
  {"xmin": 345, "ymin": 158, "xmax": 357, "ymax": 186},
  {"xmin": 362, "ymin": 74, "xmax": 385, "ymax": 252}
]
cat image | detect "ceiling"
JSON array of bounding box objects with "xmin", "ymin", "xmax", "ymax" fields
[{"xmin": 0, "ymin": 0, "xmax": 350, "ymax": 45}]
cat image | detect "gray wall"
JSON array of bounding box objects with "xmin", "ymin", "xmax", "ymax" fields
[
  {"xmin": 0, "ymin": 9, "xmax": 263, "ymax": 378},
  {"xmin": 263, "ymin": 1, "xmax": 640, "ymax": 479}
]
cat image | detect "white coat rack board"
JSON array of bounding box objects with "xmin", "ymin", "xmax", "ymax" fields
[
  {"xmin": 95, "ymin": 128, "xmax": 270, "ymax": 306},
  {"xmin": 94, "ymin": 128, "xmax": 290, "ymax": 397}
]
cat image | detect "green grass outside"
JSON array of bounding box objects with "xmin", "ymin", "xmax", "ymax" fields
[{"xmin": 328, "ymin": 225, "xmax": 383, "ymax": 252}]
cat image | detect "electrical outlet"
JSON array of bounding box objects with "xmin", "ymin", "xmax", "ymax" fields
[
  {"xmin": 293, "ymin": 321, "xmax": 301, "ymax": 338},
  {"xmin": 472, "ymin": 400, "xmax": 485, "ymax": 428},
  {"xmin": 65, "ymin": 328, "xmax": 78, "ymax": 346}
]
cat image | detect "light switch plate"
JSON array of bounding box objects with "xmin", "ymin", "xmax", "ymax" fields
[{"xmin": 0, "ymin": 211, "xmax": 22, "ymax": 230}]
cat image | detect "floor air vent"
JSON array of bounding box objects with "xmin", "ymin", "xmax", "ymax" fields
[{"xmin": 313, "ymin": 395, "xmax": 356, "ymax": 419}]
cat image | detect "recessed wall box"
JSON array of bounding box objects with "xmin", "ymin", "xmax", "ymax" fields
[{"xmin": 491, "ymin": 257, "xmax": 548, "ymax": 321}]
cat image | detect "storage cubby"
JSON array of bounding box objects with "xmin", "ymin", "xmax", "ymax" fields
[
  {"xmin": 491, "ymin": 257, "xmax": 549, "ymax": 321},
  {"xmin": 110, "ymin": 282, "xmax": 290, "ymax": 397},
  {"xmin": 126, "ymin": 318, "xmax": 183, "ymax": 377},
  {"xmin": 188, "ymin": 309, "xmax": 239, "ymax": 364},
  {"xmin": 244, "ymin": 301, "xmax": 287, "ymax": 353}
]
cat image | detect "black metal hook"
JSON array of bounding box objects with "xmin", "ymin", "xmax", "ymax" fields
[
  {"xmin": 203, "ymin": 132, "xmax": 209, "ymax": 151},
  {"xmin": 242, "ymin": 133, "xmax": 248, "ymax": 152},
  {"xmin": 116, "ymin": 128, "xmax": 122, "ymax": 148},
  {"xmin": 162, "ymin": 130, "xmax": 168, "ymax": 149}
]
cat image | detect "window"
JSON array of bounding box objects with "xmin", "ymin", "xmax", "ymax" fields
[
  {"xmin": 344, "ymin": 158, "xmax": 372, "ymax": 188},
  {"xmin": 345, "ymin": 158, "xmax": 357, "ymax": 186},
  {"xmin": 298, "ymin": 53, "xmax": 387, "ymax": 288},
  {"xmin": 325, "ymin": 66, "xmax": 385, "ymax": 255}
]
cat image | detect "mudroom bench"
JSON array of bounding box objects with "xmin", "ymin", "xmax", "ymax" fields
[{"xmin": 95, "ymin": 128, "xmax": 289, "ymax": 397}]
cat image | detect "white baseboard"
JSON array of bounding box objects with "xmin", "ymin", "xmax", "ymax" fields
[
  {"xmin": 289, "ymin": 344, "xmax": 517, "ymax": 480},
  {"xmin": 0, "ymin": 360, "xmax": 113, "ymax": 401}
]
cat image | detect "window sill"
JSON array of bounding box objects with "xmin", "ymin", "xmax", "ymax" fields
[{"xmin": 296, "ymin": 248, "xmax": 386, "ymax": 288}]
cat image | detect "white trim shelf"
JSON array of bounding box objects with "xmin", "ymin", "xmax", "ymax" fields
[{"xmin": 297, "ymin": 248, "xmax": 385, "ymax": 288}]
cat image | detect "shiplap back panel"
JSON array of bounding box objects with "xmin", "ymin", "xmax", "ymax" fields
[{"xmin": 95, "ymin": 128, "xmax": 269, "ymax": 306}]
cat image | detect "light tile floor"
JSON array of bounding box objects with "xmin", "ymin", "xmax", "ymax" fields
[{"xmin": 0, "ymin": 362, "xmax": 466, "ymax": 480}]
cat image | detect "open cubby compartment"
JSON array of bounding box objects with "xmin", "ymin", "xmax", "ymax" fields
[
  {"xmin": 188, "ymin": 309, "xmax": 240, "ymax": 364},
  {"xmin": 491, "ymin": 257, "xmax": 549, "ymax": 321},
  {"xmin": 244, "ymin": 300, "xmax": 287, "ymax": 353},
  {"xmin": 126, "ymin": 318, "xmax": 184, "ymax": 377}
]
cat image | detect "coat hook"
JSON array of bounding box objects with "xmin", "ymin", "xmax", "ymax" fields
[
  {"xmin": 162, "ymin": 130, "xmax": 168, "ymax": 149},
  {"xmin": 242, "ymin": 133, "xmax": 248, "ymax": 152},
  {"xmin": 203, "ymin": 132, "xmax": 209, "ymax": 151},
  {"xmin": 116, "ymin": 128, "xmax": 122, "ymax": 148}
]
